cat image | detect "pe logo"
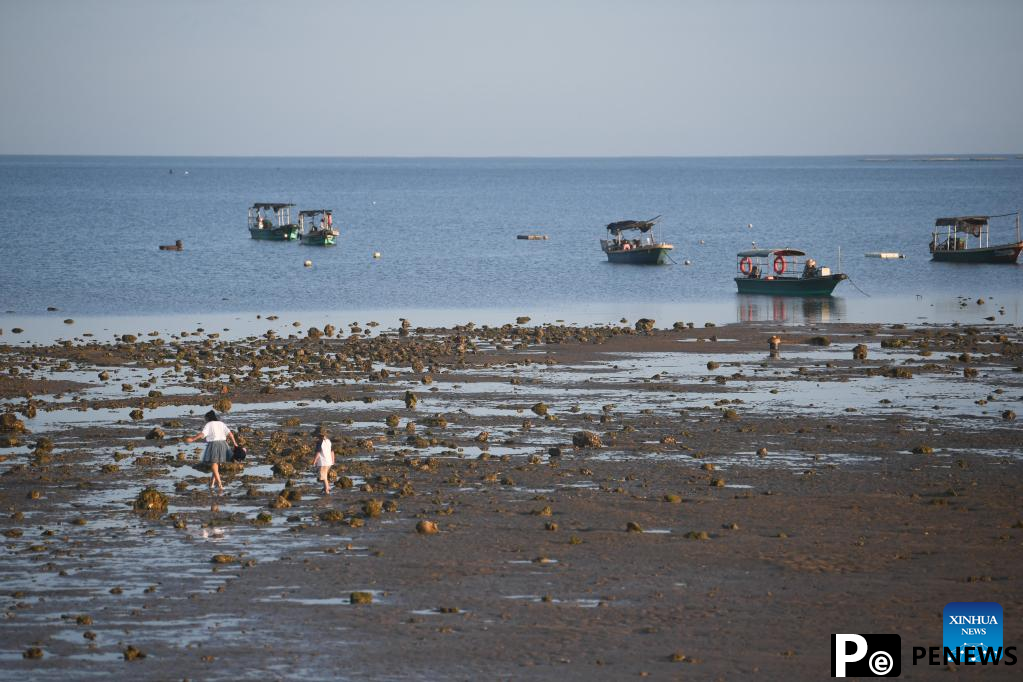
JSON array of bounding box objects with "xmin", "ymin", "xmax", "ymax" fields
[
  {"xmin": 831, "ymin": 634, "xmax": 901, "ymax": 677},
  {"xmin": 944, "ymin": 602, "xmax": 1003, "ymax": 663}
]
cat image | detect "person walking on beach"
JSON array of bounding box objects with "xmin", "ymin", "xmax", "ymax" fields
[
  {"xmin": 185, "ymin": 410, "xmax": 238, "ymax": 494},
  {"xmin": 311, "ymin": 427, "xmax": 333, "ymax": 495}
]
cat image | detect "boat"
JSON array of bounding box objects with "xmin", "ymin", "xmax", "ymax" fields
[
  {"xmin": 734, "ymin": 248, "xmax": 847, "ymax": 296},
  {"xmin": 600, "ymin": 216, "xmax": 673, "ymax": 264},
  {"xmin": 929, "ymin": 212, "xmax": 1022, "ymax": 263},
  {"xmin": 299, "ymin": 209, "xmax": 339, "ymax": 246},
  {"xmin": 248, "ymin": 203, "xmax": 300, "ymax": 241}
]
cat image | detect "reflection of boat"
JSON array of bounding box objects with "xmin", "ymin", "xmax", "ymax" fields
[
  {"xmin": 735, "ymin": 248, "xmax": 847, "ymax": 295},
  {"xmin": 600, "ymin": 216, "xmax": 673, "ymax": 264},
  {"xmin": 929, "ymin": 212, "xmax": 1022, "ymax": 263},
  {"xmin": 737, "ymin": 294, "xmax": 845, "ymax": 324},
  {"xmin": 299, "ymin": 209, "xmax": 339, "ymax": 246},
  {"xmin": 248, "ymin": 203, "xmax": 300, "ymax": 241}
]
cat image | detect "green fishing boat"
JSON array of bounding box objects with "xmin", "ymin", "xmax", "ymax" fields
[
  {"xmin": 600, "ymin": 216, "xmax": 673, "ymax": 264},
  {"xmin": 299, "ymin": 209, "xmax": 339, "ymax": 246},
  {"xmin": 248, "ymin": 203, "xmax": 299, "ymax": 241},
  {"xmin": 929, "ymin": 212, "xmax": 1022, "ymax": 264},
  {"xmin": 734, "ymin": 248, "xmax": 847, "ymax": 296}
]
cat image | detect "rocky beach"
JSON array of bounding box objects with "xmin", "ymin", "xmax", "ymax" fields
[{"xmin": 0, "ymin": 317, "xmax": 1020, "ymax": 679}]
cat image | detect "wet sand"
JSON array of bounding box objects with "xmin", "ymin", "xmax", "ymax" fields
[{"xmin": 1, "ymin": 319, "xmax": 1021, "ymax": 679}]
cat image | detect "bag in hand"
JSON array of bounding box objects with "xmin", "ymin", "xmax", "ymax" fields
[{"xmin": 231, "ymin": 445, "xmax": 247, "ymax": 462}]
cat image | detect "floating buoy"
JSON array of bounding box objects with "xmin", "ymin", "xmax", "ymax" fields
[
  {"xmin": 304, "ymin": 260, "xmax": 312, "ymax": 267},
  {"xmin": 747, "ymin": 223, "xmax": 753, "ymax": 229},
  {"xmin": 373, "ymin": 252, "xmax": 381, "ymax": 259},
  {"xmin": 684, "ymin": 259, "xmax": 692, "ymax": 266}
]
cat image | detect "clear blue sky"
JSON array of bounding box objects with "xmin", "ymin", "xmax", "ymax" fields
[{"xmin": 1, "ymin": 0, "xmax": 1020, "ymax": 156}]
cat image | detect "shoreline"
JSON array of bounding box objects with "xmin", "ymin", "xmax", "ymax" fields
[{"xmin": 1, "ymin": 319, "xmax": 1020, "ymax": 678}]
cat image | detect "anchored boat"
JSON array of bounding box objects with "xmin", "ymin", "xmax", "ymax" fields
[
  {"xmin": 299, "ymin": 209, "xmax": 339, "ymax": 246},
  {"xmin": 735, "ymin": 248, "xmax": 847, "ymax": 296},
  {"xmin": 600, "ymin": 216, "xmax": 673, "ymax": 265},
  {"xmin": 929, "ymin": 212, "xmax": 1022, "ymax": 264},
  {"xmin": 248, "ymin": 203, "xmax": 300, "ymax": 241}
]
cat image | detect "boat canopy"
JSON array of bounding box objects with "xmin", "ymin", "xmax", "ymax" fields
[
  {"xmin": 252, "ymin": 202, "xmax": 295, "ymax": 211},
  {"xmin": 298, "ymin": 209, "xmax": 332, "ymax": 217},
  {"xmin": 935, "ymin": 216, "xmax": 988, "ymax": 229},
  {"xmin": 606, "ymin": 216, "xmax": 660, "ymax": 234},
  {"xmin": 736, "ymin": 248, "xmax": 806, "ymax": 258}
]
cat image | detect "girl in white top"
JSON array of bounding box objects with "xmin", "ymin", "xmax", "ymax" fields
[
  {"xmin": 311, "ymin": 429, "xmax": 334, "ymax": 495},
  {"xmin": 185, "ymin": 410, "xmax": 238, "ymax": 494}
]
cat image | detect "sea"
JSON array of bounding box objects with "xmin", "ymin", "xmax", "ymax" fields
[{"xmin": 1, "ymin": 155, "xmax": 1022, "ymax": 342}]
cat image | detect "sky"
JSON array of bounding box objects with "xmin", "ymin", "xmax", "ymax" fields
[{"xmin": 0, "ymin": 0, "xmax": 1021, "ymax": 157}]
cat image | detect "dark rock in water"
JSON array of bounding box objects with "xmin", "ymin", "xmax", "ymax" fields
[
  {"xmin": 1, "ymin": 413, "xmax": 27, "ymax": 434},
  {"xmin": 888, "ymin": 367, "xmax": 913, "ymax": 379},
  {"xmin": 572, "ymin": 431, "xmax": 602, "ymax": 448},
  {"xmin": 213, "ymin": 397, "xmax": 232, "ymax": 413},
  {"xmin": 807, "ymin": 336, "xmax": 831, "ymax": 346},
  {"xmin": 1002, "ymin": 410, "xmax": 1016, "ymax": 421},
  {"xmin": 23, "ymin": 647, "xmax": 43, "ymax": 659},
  {"xmin": 685, "ymin": 531, "xmax": 710, "ymax": 541},
  {"xmin": 98, "ymin": 370, "xmax": 110, "ymax": 381},
  {"xmin": 363, "ymin": 499, "xmax": 383, "ymax": 518},
  {"xmin": 129, "ymin": 408, "xmax": 144, "ymax": 421},
  {"xmin": 912, "ymin": 445, "xmax": 934, "ymax": 455},
  {"xmin": 145, "ymin": 427, "xmax": 165, "ymax": 440},
  {"xmin": 663, "ymin": 493, "xmax": 682, "ymax": 504},
  {"xmin": 307, "ymin": 326, "xmax": 322, "ymax": 339},
  {"xmin": 474, "ymin": 431, "xmax": 489, "ymax": 443},
  {"xmin": 516, "ymin": 316, "xmax": 531, "ymax": 324},
  {"xmin": 548, "ymin": 447, "xmax": 562, "ymax": 458},
  {"xmin": 626, "ymin": 521, "xmax": 643, "ymax": 532},
  {"xmin": 63, "ymin": 319, "xmax": 74, "ymax": 324},
  {"xmin": 211, "ymin": 554, "xmax": 238, "ymax": 564},
  {"xmin": 11, "ymin": 328, "xmax": 23, "ymax": 334},
  {"xmin": 416, "ymin": 520, "xmax": 439, "ymax": 534},
  {"xmin": 530, "ymin": 402, "xmax": 549, "ymax": 416},
  {"xmin": 350, "ymin": 591, "xmax": 373, "ymax": 605},
  {"xmin": 852, "ymin": 344, "xmax": 868, "ymax": 360},
  {"xmin": 338, "ymin": 476, "xmax": 354, "ymax": 489},
  {"xmin": 635, "ymin": 318, "xmax": 655, "ymax": 334},
  {"xmin": 706, "ymin": 361, "xmax": 720, "ymax": 370},
  {"xmin": 673, "ymin": 321, "xmax": 687, "ymax": 330},
  {"xmin": 122, "ymin": 645, "xmax": 146, "ymax": 661},
  {"xmin": 404, "ymin": 391, "xmax": 418, "ymax": 410},
  {"xmin": 269, "ymin": 495, "xmax": 291, "ymax": 510},
  {"xmin": 121, "ymin": 334, "xmax": 137, "ymax": 344},
  {"xmin": 386, "ymin": 414, "xmax": 400, "ymax": 428},
  {"xmin": 272, "ymin": 462, "xmax": 295, "ymax": 478},
  {"xmin": 757, "ymin": 447, "xmax": 768, "ymax": 457},
  {"xmin": 319, "ymin": 509, "xmax": 344, "ymax": 523},
  {"xmin": 133, "ymin": 488, "xmax": 168, "ymax": 513},
  {"xmin": 963, "ymin": 367, "xmax": 978, "ymax": 378}
]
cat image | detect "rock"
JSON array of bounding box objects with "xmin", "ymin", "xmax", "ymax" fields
[
  {"xmin": 23, "ymin": 647, "xmax": 43, "ymax": 659},
  {"xmin": 76, "ymin": 614, "xmax": 93, "ymax": 625},
  {"xmin": 673, "ymin": 321, "xmax": 687, "ymax": 330},
  {"xmin": 663, "ymin": 493, "xmax": 682, "ymax": 503},
  {"xmin": 98, "ymin": 371, "xmax": 110, "ymax": 381},
  {"xmin": 211, "ymin": 554, "xmax": 237, "ymax": 564},
  {"xmin": 684, "ymin": 531, "xmax": 710, "ymax": 540},
  {"xmin": 572, "ymin": 431, "xmax": 602, "ymax": 448},
  {"xmin": 416, "ymin": 520, "xmax": 439, "ymax": 535},
  {"xmin": 350, "ymin": 591, "xmax": 373, "ymax": 605},
  {"xmin": 757, "ymin": 447, "xmax": 768, "ymax": 457},
  {"xmin": 634, "ymin": 318, "xmax": 655, "ymax": 334},
  {"xmin": 474, "ymin": 431, "xmax": 489, "ymax": 443},
  {"xmin": 129, "ymin": 408, "xmax": 144, "ymax": 421},
  {"xmin": 144, "ymin": 427, "xmax": 164, "ymax": 440},
  {"xmin": 386, "ymin": 414, "xmax": 400, "ymax": 428},
  {"xmin": 272, "ymin": 462, "xmax": 295, "ymax": 478},
  {"xmin": 307, "ymin": 327, "xmax": 322, "ymax": 339},
  {"xmin": 363, "ymin": 499, "xmax": 383, "ymax": 518},
  {"xmin": 852, "ymin": 344, "xmax": 868, "ymax": 360},
  {"xmin": 1, "ymin": 413, "xmax": 27, "ymax": 433},
  {"xmin": 133, "ymin": 488, "xmax": 168, "ymax": 513},
  {"xmin": 659, "ymin": 435, "xmax": 676, "ymax": 445},
  {"xmin": 710, "ymin": 478, "xmax": 725, "ymax": 488},
  {"xmin": 547, "ymin": 447, "xmax": 562, "ymax": 458},
  {"xmin": 530, "ymin": 402, "xmax": 549, "ymax": 416},
  {"xmin": 64, "ymin": 319, "xmax": 74, "ymax": 324},
  {"xmin": 404, "ymin": 391, "xmax": 418, "ymax": 410},
  {"xmin": 807, "ymin": 336, "xmax": 831, "ymax": 346},
  {"xmin": 769, "ymin": 335, "xmax": 781, "ymax": 351},
  {"xmin": 963, "ymin": 367, "xmax": 978, "ymax": 378},
  {"xmin": 121, "ymin": 334, "xmax": 137, "ymax": 344},
  {"xmin": 706, "ymin": 361, "xmax": 720, "ymax": 370},
  {"xmin": 888, "ymin": 367, "xmax": 913, "ymax": 379},
  {"xmin": 1001, "ymin": 410, "xmax": 1016, "ymax": 421},
  {"xmin": 912, "ymin": 445, "xmax": 934, "ymax": 455},
  {"xmin": 122, "ymin": 645, "xmax": 146, "ymax": 661},
  {"xmin": 721, "ymin": 408, "xmax": 739, "ymax": 420},
  {"xmin": 269, "ymin": 495, "xmax": 292, "ymax": 510},
  {"xmin": 626, "ymin": 521, "xmax": 643, "ymax": 532},
  {"xmin": 213, "ymin": 397, "xmax": 232, "ymax": 413}
]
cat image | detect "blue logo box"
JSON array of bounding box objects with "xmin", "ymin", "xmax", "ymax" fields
[{"xmin": 943, "ymin": 602, "xmax": 1003, "ymax": 663}]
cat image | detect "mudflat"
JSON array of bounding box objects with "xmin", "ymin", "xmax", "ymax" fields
[{"xmin": 1, "ymin": 319, "xmax": 1020, "ymax": 680}]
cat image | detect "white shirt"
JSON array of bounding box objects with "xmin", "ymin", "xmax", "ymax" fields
[
  {"xmin": 201, "ymin": 420, "xmax": 231, "ymax": 442},
  {"xmin": 314, "ymin": 438, "xmax": 333, "ymax": 466}
]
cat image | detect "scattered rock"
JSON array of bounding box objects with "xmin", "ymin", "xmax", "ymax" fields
[
  {"xmin": 416, "ymin": 520, "xmax": 439, "ymax": 535},
  {"xmin": 530, "ymin": 402, "xmax": 549, "ymax": 416},
  {"xmin": 852, "ymin": 344, "xmax": 868, "ymax": 360},
  {"xmin": 912, "ymin": 445, "xmax": 934, "ymax": 455},
  {"xmin": 684, "ymin": 531, "xmax": 710, "ymax": 540},
  {"xmin": 211, "ymin": 554, "xmax": 238, "ymax": 564},
  {"xmin": 572, "ymin": 431, "xmax": 602, "ymax": 448},
  {"xmin": 350, "ymin": 591, "xmax": 373, "ymax": 605},
  {"xmin": 123, "ymin": 645, "xmax": 146, "ymax": 661},
  {"xmin": 23, "ymin": 647, "xmax": 43, "ymax": 659},
  {"xmin": 144, "ymin": 427, "xmax": 164, "ymax": 440},
  {"xmin": 626, "ymin": 521, "xmax": 643, "ymax": 532},
  {"xmin": 213, "ymin": 397, "xmax": 232, "ymax": 413},
  {"xmin": 133, "ymin": 488, "xmax": 168, "ymax": 513},
  {"xmin": 634, "ymin": 319, "xmax": 655, "ymax": 334}
]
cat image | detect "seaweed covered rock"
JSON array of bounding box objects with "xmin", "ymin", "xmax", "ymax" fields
[
  {"xmin": 572, "ymin": 431, "xmax": 602, "ymax": 448},
  {"xmin": 1, "ymin": 413, "xmax": 27, "ymax": 434},
  {"xmin": 634, "ymin": 318, "xmax": 655, "ymax": 334},
  {"xmin": 133, "ymin": 487, "xmax": 168, "ymax": 514}
]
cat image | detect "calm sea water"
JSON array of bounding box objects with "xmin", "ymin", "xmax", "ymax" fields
[{"xmin": 1, "ymin": 155, "xmax": 1021, "ymax": 331}]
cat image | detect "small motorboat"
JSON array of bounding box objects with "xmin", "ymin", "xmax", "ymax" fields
[
  {"xmin": 248, "ymin": 203, "xmax": 300, "ymax": 241},
  {"xmin": 929, "ymin": 212, "xmax": 1022, "ymax": 264},
  {"xmin": 600, "ymin": 216, "xmax": 673, "ymax": 265},
  {"xmin": 734, "ymin": 248, "xmax": 847, "ymax": 296},
  {"xmin": 299, "ymin": 209, "xmax": 339, "ymax": 246}
]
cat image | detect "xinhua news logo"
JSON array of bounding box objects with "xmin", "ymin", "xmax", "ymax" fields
[
  {"xmin": 831, "ymin": 634, "xmax": 901, "ymax": 677},
  {"xmin": 943, "ymin": 602, "xmax": 1003, "ymax": 664}
]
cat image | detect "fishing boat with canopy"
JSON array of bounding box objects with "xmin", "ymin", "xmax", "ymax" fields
[
  {"xmin": 299, "ymin": 209, "xmax": 339, "ymax": 246},
  {"xmin": 734, "ymin": 248, "xmax": 847, "ymax": 296},
  {"xmin": 248, "ymin": 203, "xmax": 300, "ymax": 241},
  {"xmin": 600, "ymin": 216, "xmax": 674, "ymax": 264},
  {"xmin": 928, "ymin": 212, "xmax": 1022, "ymax": 263}
]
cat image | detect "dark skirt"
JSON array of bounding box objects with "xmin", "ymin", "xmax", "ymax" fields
[{"xmin": 202, "ymin": 440, "xmax": 231, "ymax": 464}]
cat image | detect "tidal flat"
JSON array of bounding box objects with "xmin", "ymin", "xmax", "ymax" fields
[{"xmin": 1, "ymin": 319, "xmax": 1021, "ymax": 679}]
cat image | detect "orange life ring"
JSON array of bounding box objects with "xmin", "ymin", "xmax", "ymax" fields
[
  {"xmin": 773, "ymin": 255, "xmax": 786, "ymax": 274},
  {"xmin": 739, "ymin": 256, "xmax": 753, "ymax": 275}
]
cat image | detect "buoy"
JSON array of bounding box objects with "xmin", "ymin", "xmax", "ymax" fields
[
  {"xmin": 373, "ymin": 252, "xmax": 381, "ymax": 259},
  {"xmin": 747, "ymin": 223, "xmax": 753, "ymax": 229},
  {"xmin": 304, "ymin": 260, "xmax": 312, "ymax": 267},
  {"xmin": 684, "ymin": 259, "xmax": 692, "ymax": 266}
]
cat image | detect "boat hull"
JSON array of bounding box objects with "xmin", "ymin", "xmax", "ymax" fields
[
  {"xmin": 301, "ymin": 231, "xmax": 338, "ymax": 246},
  {"xmin": 930, "ymin": 242, "xmax": 1022, "ymax": 264},
  {"xmin": 249, "ymin": 226, "xmax": 299, "ymax": 241},
  {"xmin": 735, "ymin": 274, "xmax": 847, "ymax": 296},
  {"xmin": 604, "ymin": 246, "xmax": 673, "ymax": 265}
]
